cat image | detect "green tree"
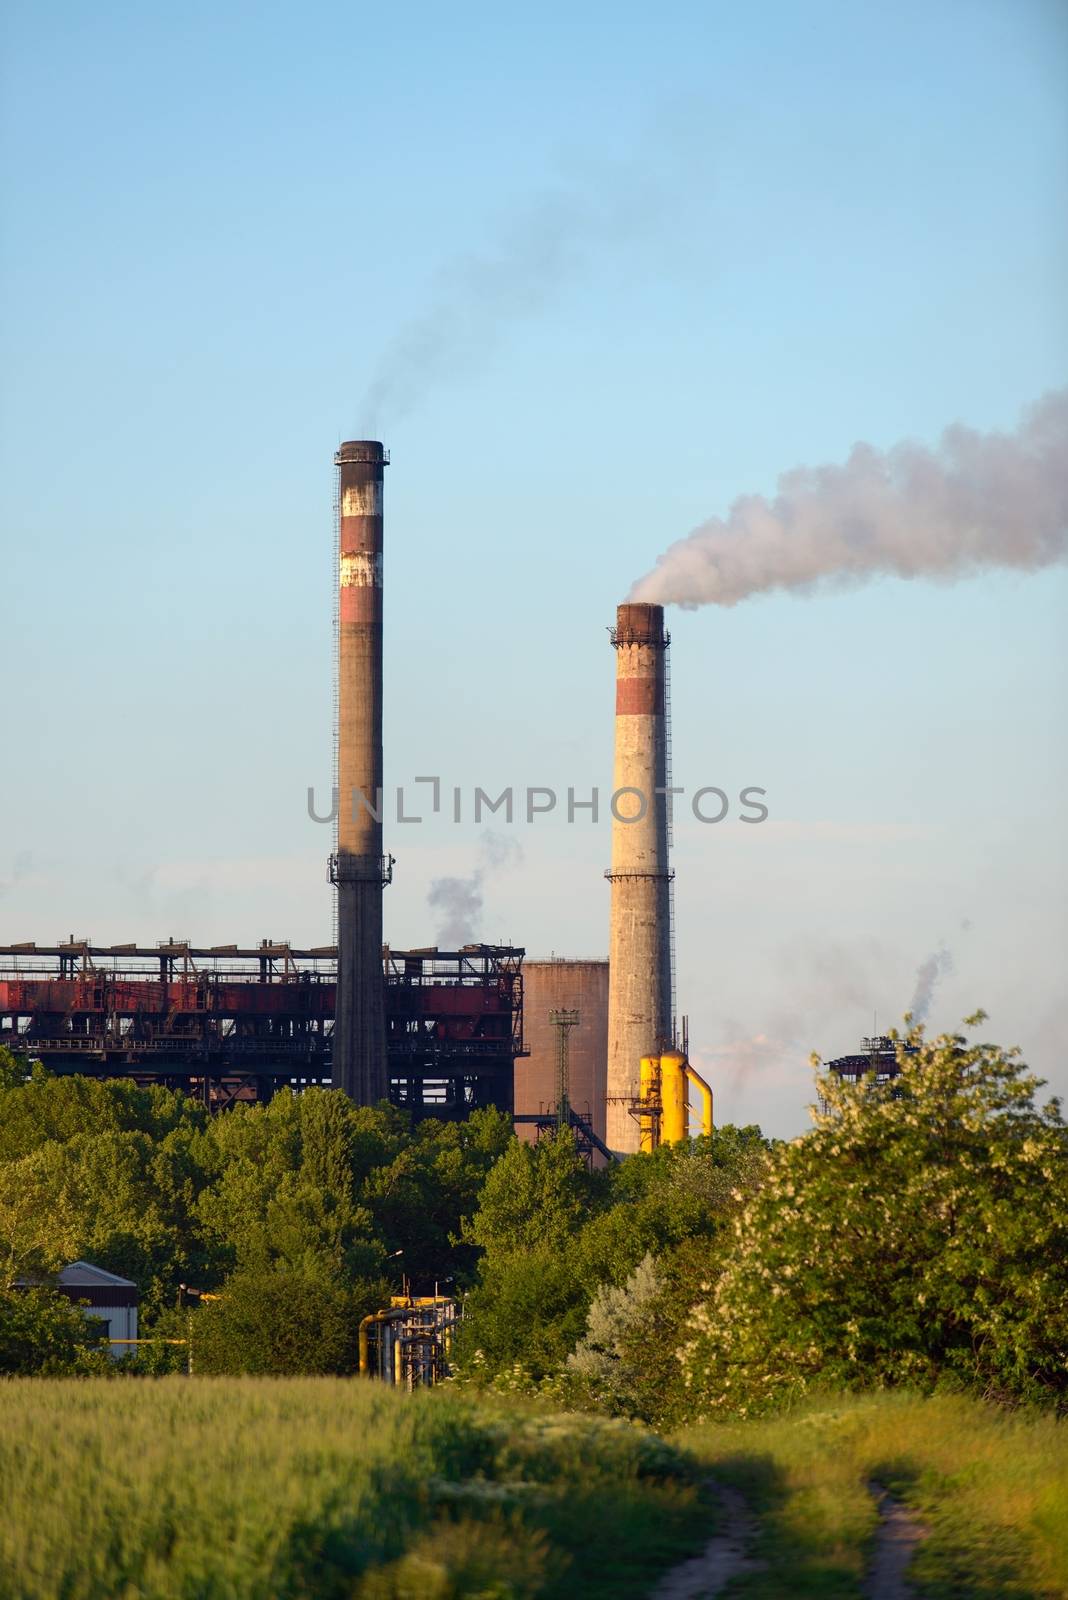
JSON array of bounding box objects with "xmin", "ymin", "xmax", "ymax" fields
[
  {"xmin": 0, "ymin": 1067, "xmax": 519, "ymax": 1374},
  {"xmin": 456, "ymin": 1131, "xmax": 602, "ymax": 1376},
  {"xmin": 190, "ymin": 1267, "xmax": 381, "ymax": 1375},
  {"xmin": 0, "ymin": 1129, "xmax": 204, "ymax": 1314},
  {"xmin": 578, "ymin": 1127, "xmax": 769, "ymax": 1287},
  {"xmin": 457, "ymin": 1127, "xmax": 769, "ymax": 1384},
  {"xmin": 568, "ymin": 1252, "xmax": 666, "ymax": 1417},
  {"xmin": 361, "ymin": 1108, "xmax": 515, "ymax": 1285},
  {"xmin": 462, "ymin": 1129, "xmax": 602, "ymax": 1258},
  {"xmin": 0, "ymin": 1044, "xmax": 28, "ymax": 1092},
  {"xmin": 0, "ymin": 1072, "xmax": 206, "ymax": 1165},
  {"xmin": 0, "ymin": 1287, "xmax": 110, "ymax": 1375},
  {"xmin": 0, "ymin": 1071, "xmax": 212, "ymax": 1317},
  {"xmin": 564, "ymin": 1132, "xmax": 769, "ymax": 1424},
  {"xmin": 677, "ymin": 1017, "xmax": 1068, "ymax": 1415},
  {"xmin": 195, "ymin": 1090, "xmax": 387, "ymax": 1285}
]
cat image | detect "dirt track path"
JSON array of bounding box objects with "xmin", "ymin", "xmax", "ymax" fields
[
  {"xmin": 866, "ymin": 1483, "xmax": 928, "ymax": 1600},
  {"xmin": 649, "ymin": 1480, "xmax": 763, "ymax": 1599},
  {"xmin": 649, "ymin": 1477, "xmax": 929, "ymax": 1599}
]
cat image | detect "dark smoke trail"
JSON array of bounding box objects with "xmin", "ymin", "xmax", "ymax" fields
[
  {"xmin": 359, "ymin": 163, "xmax": 663, "ymax": 431},
  {"xmin": 631, "ymin": 391, "xmax": 1068, "ymax": 606},
  {"xmin": 426, "ymin": 875, "xmax": 485, "ymax": 948},
  {"xmin": 909, "ymin": 947, "xmax": 953, "ymax": 1023},
  {"xmin": 427, "ymin": 833, "xmax": 523, "ymax": 947}
]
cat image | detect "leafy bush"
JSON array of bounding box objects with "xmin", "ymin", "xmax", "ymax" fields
[
  {"xmin": 456, "ymin": 1126, "xmax": 766, "ymax": 1385},
  {"xmin": 676, "ymin": 1017, "xmax": 1068, "ymax": 1414},
  {"xmin": 0, "ymin": 1288, "xmax": 110, "ymax": 1375},
  {"xmin": 191, "ymin": 1267, "xmax": 384, "ymax": 1375},
  {"xmin": 568, "ymin": 1253, "xmax": 666, "ymax": 1417}
]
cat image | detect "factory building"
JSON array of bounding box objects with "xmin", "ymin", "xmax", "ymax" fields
[
  {"xmin": 57, "ymin": 1262, "xmax": 139, "ymax": 1356},
  {"xmin": 820, "ymin": 1035, "xmax": 920, "ymax": 1110},
  {"xmin": 0, "ymin": 444, "xmax": 712, "ymax": 1143},
  {"xmin": 12, "ymin": 1262, "xmax": 138, "ymax": 1359},
  {"xmin": 0, "ymin": 940, "xmax": 524, "ymax": 1118}
]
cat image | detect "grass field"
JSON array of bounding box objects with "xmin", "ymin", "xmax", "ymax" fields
[
  {"xmin": 0, "ymin": 1378, "xmax": 709, "ymax": 1600},
  {"xmin": 2, "ymin": 1382, "xmax": 1064, "ymax": 1599},
  {"xmin": 680, "ymin": 1390, "xmax": 1068, "ymax": 1598}
]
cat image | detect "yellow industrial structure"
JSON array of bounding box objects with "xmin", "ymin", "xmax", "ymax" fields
[
  {"xmin": 637, "ymin": 1051, "xmax": 713, "ymax": 1151},
  {"xmin": 358, "ymin": 1295, "xmax": 459, "ymax": 1387}
]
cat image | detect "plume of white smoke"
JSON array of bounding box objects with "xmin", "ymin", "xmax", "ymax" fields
[
  {"xmin": 427, "ymin": 833, "xmax": 523, "ymax": 948},
  {"xmin": 359, "ymin": 162, "xmax": 663, "ymax": 431},
  {"xmin": 426, "ymin": 875, "xmax": 483, "ymax": 948},
  {"xmin": 630, "ymin": 391, "xmax": 1068, "ymax": 606},
  {"xmin": 909, "ymin": 947, "xmax": 954, "ymax": 1024}
]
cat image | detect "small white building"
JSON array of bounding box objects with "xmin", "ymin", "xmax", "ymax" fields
[{"xmin": 55, "ymin": 1261, "xmax": 138, "ymax": 1357}]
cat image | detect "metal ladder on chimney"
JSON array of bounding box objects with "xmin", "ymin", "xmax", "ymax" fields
[
  {"xmin": 663, "ymin": 644, "xmax": 678, "ymax": 1039},
  {"xmin": 331, "ymin": 465, "xmax": 340, "ymax": 948}
]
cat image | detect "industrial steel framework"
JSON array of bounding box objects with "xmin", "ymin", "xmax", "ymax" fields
[
  {"xmin": 512, "ymin": 1102, "xmax": 617, "ymax": 1166},
  {"xmin": 549, "ymin": 1007, "xmax": 580, "ymax": 1128},
  {"xmin": 359, "ymin": 1296, "xmax": 460, "ymax": 1387},
  {"xmin": 0, "ymin": 939, "xmax": 524, "ymax": 1116},
  {"xmin": 818, "ymin": 1035, "xmax": 920, "ymax": 1112},
  {"xmin": 384, "ymin": 945, "xmax": 524, "ymax": 1117},
  {"xmin": 511, "ymin": 1003, "xmax": 617, "ymax": 1164}
]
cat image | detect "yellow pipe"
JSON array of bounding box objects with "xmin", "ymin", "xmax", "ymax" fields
[
  {"xmin": 639, "ymin": 1054, "xmax": 660, "ymax": 1152},
  {"xmin": 684, "ymin": 1063, "xmax": 714, "ymax": 1137},
  {"xmin": 660, "ymin": 1050, "xmax": 688, "ymax": 1144},
  {"xmin": 358, "ymin": 1314, "xmax": 374, "ymax": 1374},
  {"xmin": 359, "ymin": 1310, "xmax": 395, "ymax": 1376},
  {"xmin": 106, "ymin": 1338, "xmax": 187, "ymax": 1346},
  {"xmin": 361, "ymin": 1299, "xmax": 458, "ymax": 1383}
]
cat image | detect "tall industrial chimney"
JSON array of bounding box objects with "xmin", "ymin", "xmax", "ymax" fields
[
  {"xmin": 605, "ymin": 602, "xmax": 672, "ymax": 1154},
  {"xmin": 331, "ymin": 440, "xmax": 390, "ymax": 1103}
]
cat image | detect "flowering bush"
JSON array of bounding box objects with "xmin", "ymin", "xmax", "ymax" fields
[{"xmin": 676, "ymin": 1016, "xmax": 1068, "ymax": 1415}]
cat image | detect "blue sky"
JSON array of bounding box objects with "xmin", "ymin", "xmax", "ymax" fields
[{"xmin": 2, "ymin": 0, "xmax": 1065, "ymax": 1135}]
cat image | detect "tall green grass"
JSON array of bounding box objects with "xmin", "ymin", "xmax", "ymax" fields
[
  {"xmin": 5, "ymin": 1382, "xmax": 1059, "ymax": 1598},
  {"xmin": 0, "ymin": 1378, "xmax": 708, "ymax": 1600},
  {"xmin": 679, "ymin": 1390, "xmax": 1067, "ymax": 1598}
]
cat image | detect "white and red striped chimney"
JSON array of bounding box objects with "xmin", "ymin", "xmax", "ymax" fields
[
  {"xmin": 331, "ymin": 440, "xmax": 390, "ymax": 1103},
  {"xmin": 605, "ymin": 602, "xmax": 673, "ymax": 1153}
]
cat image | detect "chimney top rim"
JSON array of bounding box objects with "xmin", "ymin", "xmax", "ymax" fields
[{"xmin": 335, "ymin": 441, "xmax": 389, "ymax": 465}]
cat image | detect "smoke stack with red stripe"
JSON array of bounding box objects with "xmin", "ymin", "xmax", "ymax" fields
[
  {"xmin": 331, "ymin": 441, "xmax": 390, "ymax": 1103},
  {"xmin": 605, "ymin": 602, "xmax": 672, "ymax": 1154}
]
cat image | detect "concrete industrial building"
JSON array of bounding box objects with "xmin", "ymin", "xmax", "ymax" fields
[
  {"xmin": 605, "ymin": 603, "xmax": 674, "ymax": 1154},
  {"xmin": 514, "ymin": 959, "xmax": 609, "ymax": 1144}
]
